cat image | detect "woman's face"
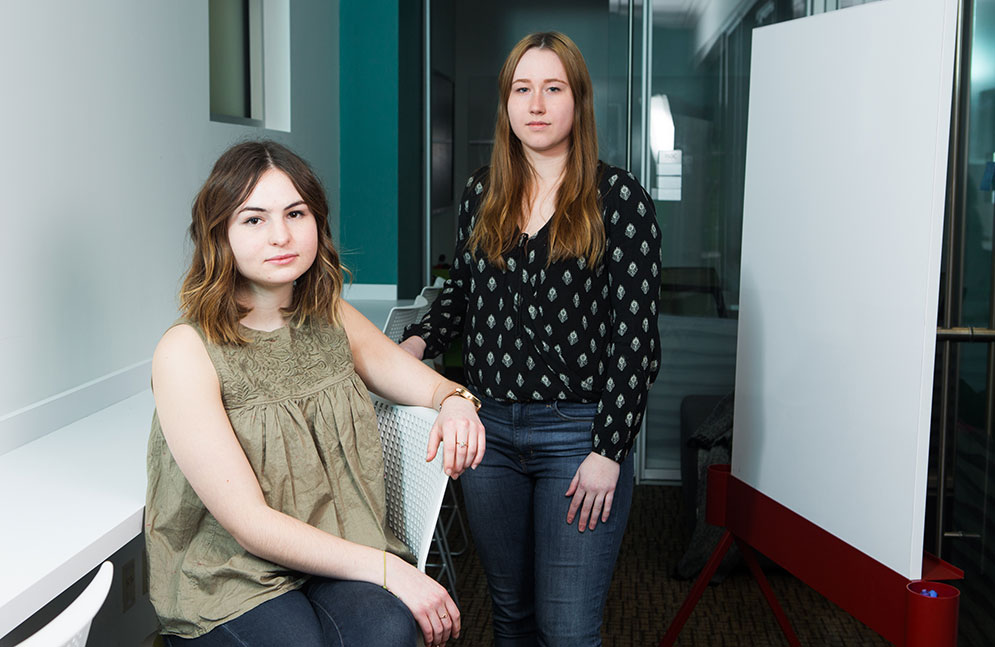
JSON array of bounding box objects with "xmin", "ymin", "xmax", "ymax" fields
[
  {"xmin": 507, "ymin": 47, "xmax": 574, "ymax": 159},
  {"xmin": 227, "ymin": 168, "xmax": 318, "ymax": 292}
]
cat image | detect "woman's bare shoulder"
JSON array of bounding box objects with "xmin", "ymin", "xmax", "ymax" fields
[{"xmin": 152, "ymin": 323, "xmax": 215, "ymax": 386}]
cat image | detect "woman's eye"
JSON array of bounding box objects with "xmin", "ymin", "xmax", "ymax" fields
[
  {"xmin": 547, "ymin": 86, "xmax": 562, "ymax": 93},
  {"xmin": 244, "ymin": 216, "xmax": 262, "ymax": 225},
  {"xmin": 288, "ymin": 210, "xmax": 305, "ymax": 219},
  {"xmin": 514, "ymin": 87, "xmax": 529, "ymax": 94}
]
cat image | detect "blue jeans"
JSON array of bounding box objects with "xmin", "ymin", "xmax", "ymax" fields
[
  {"xmin": 459, "ymin": 396, "xmax": 635, "ymax": 647},
  {"xmin": 163, "ymin": 578, "xmax": 418, "ymax": 647}
]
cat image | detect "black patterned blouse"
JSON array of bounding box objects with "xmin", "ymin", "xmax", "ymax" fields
[{"xmin": 404, "ymin": 164, "xmax": 661, "ymax": 461}]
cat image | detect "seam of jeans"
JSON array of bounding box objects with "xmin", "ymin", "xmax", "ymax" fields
[
  {"xmin": 551, "ymin": 401, "xmax": 596, "ymax": 422},
  {"xmin": 219, "ymin": 625, "xmax": 252, "ymax": 647},
  {"xmin": 310, "ymin": 597, "xmax": 346, "ymax": 646}
]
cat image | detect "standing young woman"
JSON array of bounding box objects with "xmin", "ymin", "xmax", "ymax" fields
[
  {"xmin": 146, "ymin": 141, "xmax": 485, "ymax": 647},
  {"xmin": 401, "ymin": 32, "xmax": 662, "ymax": 646}
]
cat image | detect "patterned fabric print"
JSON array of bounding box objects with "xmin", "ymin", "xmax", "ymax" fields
[
  {"xmin": 405, "ymin": 164, "xmax": 662, "ymax": 461},
  {"xmin": 208, "ymin": 319, "xmax": 355, "ymax": 409}
]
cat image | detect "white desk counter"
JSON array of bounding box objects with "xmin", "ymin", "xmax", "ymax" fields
[{"xmin": 0, "ymin": 390, "xmax": 153, "ymax": 638}]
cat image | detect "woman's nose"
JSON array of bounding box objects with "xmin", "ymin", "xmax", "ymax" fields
[
  {"xmin": 269, "ymin": 219, "xmax": 291, "ymax": 245},
  {"xmin": 529, "ymin": 93, "xmax": 545, "ymax": 114}
]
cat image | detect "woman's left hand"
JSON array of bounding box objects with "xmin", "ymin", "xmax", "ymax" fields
[
  {"xmin": 565, "ymin": 452, "xmax": 621, "ymax": 532},
  {"xmin": 426, "ymin": 398, "xmax": 486, "ymax": 479}
]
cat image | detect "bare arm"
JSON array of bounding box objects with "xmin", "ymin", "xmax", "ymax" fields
[
  {"xmin": 152, "ymin": 324, "xmax": 458, "ymax": 645},
  {"xmin": 399, "ymin": 335, "xmax": 427, "ymax": 359},
  {"xmin": 340, "ymin": 301, "xmax": 485, "ymax": 477}
]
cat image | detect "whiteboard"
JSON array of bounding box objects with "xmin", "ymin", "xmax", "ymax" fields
[{"xmin": 732, "ymin": 0, "xmax": 957, "ymax": 580}]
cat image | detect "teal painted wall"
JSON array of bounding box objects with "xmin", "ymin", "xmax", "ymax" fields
[{"xmin": 339, "ymin": 1, "xmax": 399, "ymax": 284}]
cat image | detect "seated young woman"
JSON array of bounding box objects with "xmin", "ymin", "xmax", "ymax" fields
[{"xmin": 145, "ymin": 140, "xmax": 485, "ymax": 647}]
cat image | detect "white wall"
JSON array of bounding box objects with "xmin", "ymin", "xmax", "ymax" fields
[{"xmin": 0, "ymin": 0, "xmax": 339, "ymax": 453}]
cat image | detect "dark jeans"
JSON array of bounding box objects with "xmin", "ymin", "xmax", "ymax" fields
[
  {"xmin": 459, "ymin": 396, "xmax": 634, "ymax": 647},
  {"xmin": 163, "ymin": 578, "xmax": 418, "ymax": 647}
]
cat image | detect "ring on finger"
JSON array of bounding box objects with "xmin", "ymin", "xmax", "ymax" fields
[{"xmin": 456, "ymin": 440, "xmax": 468, "ymax": 449}]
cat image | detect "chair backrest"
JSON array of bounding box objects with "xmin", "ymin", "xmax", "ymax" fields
[
  {"xmin": 382, "ymin": 304, "xmax": 425, "ymax": 343},
  {"xmin": 373, "ymin": 396, "xmax": 448, "ymax": 572},
  {"xmin": 17, "ymin": 561, "xmax": 113, "ymax": 647},
  {"xmin": 418, "ymin": 286, "xmax": 442, "ymax": 310}
]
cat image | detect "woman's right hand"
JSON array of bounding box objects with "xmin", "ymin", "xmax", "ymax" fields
[
  {"xmin": 387, "ymin": 553, "xmax": 460, "ymax": 646},
  {"xmin": 399, "ymin": 336, "xmax": 427, "ymax": 359}
]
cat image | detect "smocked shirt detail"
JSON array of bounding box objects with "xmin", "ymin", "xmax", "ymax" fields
[{"xmin": 404, "ymin": 165, "xmax": 661, "ymax": 461}]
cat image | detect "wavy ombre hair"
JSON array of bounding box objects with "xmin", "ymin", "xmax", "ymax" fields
[
  {"xmin": 468, "ymin": 31, "xmax": 604, "ymax": 268},
  {"xmin": 180, "ymin": 140, "xmax": 345, "ymax": 345}
]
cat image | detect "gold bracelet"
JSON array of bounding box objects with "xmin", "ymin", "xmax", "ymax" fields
[
  {"xmin": 382, "ymin": 549, "xmax": 387, "ymax": 590},
  {"xmin": 439, "ymin": 386, "xmax": 482, "ymax": 411}
]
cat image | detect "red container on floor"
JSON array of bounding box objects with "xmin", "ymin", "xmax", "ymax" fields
[{"xmin": 905, "ymin": 581, "xmax": 959, "ymax": 647}]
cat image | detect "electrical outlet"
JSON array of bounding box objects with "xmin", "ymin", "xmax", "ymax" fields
[{"xmin": 122, "ymin": 559, "xmax": 136, "ymax": 611}]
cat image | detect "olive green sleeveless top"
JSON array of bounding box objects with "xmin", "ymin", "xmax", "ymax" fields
[{"xmin": 145, "ymin": 318, "xmax": 411, "ymax": 638}]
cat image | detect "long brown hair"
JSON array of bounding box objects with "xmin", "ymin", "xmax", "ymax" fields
[
  {"xmin": 180, "ymin": 140, "xmax": 344, "ymax": 345},
  {"xmin": 468, "ymin": 31, "xmax": 604, "ymax": 268}
]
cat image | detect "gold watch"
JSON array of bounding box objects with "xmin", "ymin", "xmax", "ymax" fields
[{"xmin": 439, "ymin": 386, "xmax": 482, "ymax": 411}]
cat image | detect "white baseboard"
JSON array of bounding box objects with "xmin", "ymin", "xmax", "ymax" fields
[{"xmin": 0, "ymin": 360, "xmax": 151, "ymax": 456}]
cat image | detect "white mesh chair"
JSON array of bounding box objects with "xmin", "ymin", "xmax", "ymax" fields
[
  {"xmin": 16, "ymin": 561, "xmax": 113, "ymax": 647},
  {"xmin": 382, "ymin": 304, "xmax": 425, "ymax": 343},
  {"xmin": 379, "ymin": 297, "xmax": 462, "ymax": 600},
  {"xmin": 374, "ymin": 397, "xmax": 449, "ymax": 573},
  {"xmin": 417, "ymin": 286, "xmax": 442, "ymax": 311},
  {"xmin": 413, "ymin": 286, "xmax": 470, "ymax": 559}
]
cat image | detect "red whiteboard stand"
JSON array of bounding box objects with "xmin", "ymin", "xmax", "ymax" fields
[{"xmin": 660, "ymin": 465, "xmax": 963, "ymax": 647}]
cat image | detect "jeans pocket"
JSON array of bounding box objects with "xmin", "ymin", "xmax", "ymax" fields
[{"xmin": 551, "ymin": 400, "xmax": 597, "ymax": 422}]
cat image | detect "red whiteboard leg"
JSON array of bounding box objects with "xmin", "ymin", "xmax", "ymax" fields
[
  {"xmin": 737, "ymin": 538, "xmax": 802, "ymax": 647},
  {"xmin": 659, "ymin": 530, "xmax": 735, "ymax": 647}
]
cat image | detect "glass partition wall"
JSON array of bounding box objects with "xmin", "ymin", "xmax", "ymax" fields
[
  {"xmin": 425, "ymin": 2, "xmax": 993, "ymax": 642},
  {"xmin": 636, "ymin": 1, "xmax": 801, "ymax": 482},
  {"xmin": 938, "ymin": 2, "xmax": 995, "ymax": 644}
]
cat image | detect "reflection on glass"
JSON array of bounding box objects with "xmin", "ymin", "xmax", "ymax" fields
[
  {"xmin": 650, "ymin": 95, "xmax": 682, "ymax": 202},
  {"xmin": 948, "ymin": 2, "xmax": 995, "ymax": 644}
]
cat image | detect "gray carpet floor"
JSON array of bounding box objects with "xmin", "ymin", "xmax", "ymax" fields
[{"xmin": 441, "ymin": 484, "xmax": 890, "ymax": 646}]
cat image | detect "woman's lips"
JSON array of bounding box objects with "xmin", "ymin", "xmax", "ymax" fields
[{"xmin": 266, "ymin": 254, "xmax": 298, "ymax": 265}]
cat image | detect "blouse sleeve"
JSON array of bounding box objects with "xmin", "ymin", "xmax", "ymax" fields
[
  {"xmin": 402, "ymin": 173, "xmax": 483, "ymax": 359},
  {"xmin": 592, "ymin": 171, "xmax": 662, "ymax": 462}
]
